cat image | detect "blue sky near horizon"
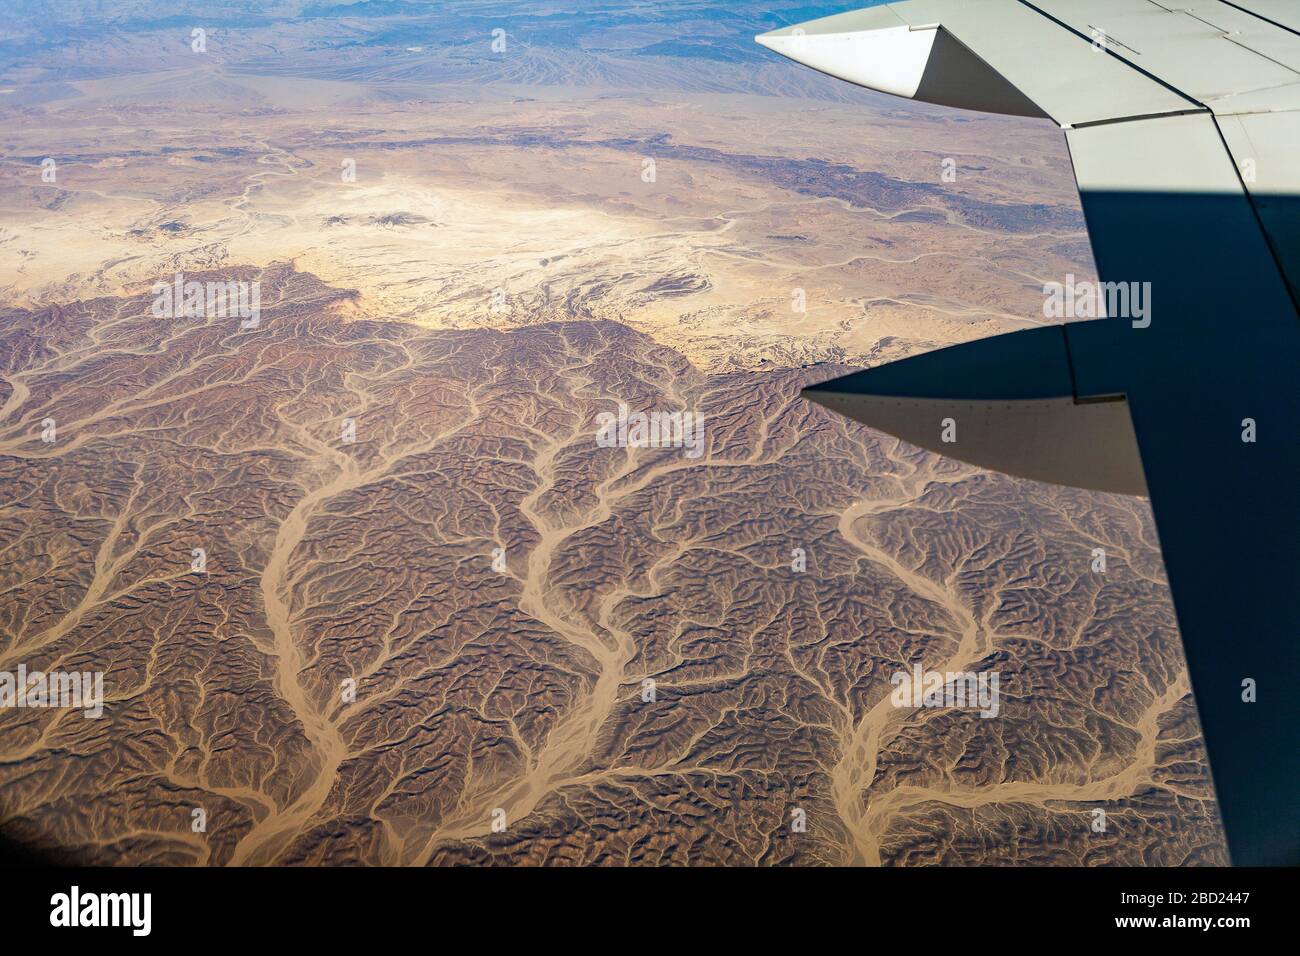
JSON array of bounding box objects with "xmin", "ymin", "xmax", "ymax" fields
[{"xmin": 1, "ymin": 1, "xmax": 888, "ymax": 60}]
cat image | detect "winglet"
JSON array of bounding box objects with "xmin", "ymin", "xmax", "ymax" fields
[{"xmin": 757, "ymin": 10, "xmax": 1046, "ymax": 118}]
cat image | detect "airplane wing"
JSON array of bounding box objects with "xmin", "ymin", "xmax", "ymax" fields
[{"xmin": 758, "ymin": 0, "xmax": 1300, "ymax": 866}]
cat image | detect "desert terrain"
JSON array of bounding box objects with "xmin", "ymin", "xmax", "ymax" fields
[{"xmin": 0, "ymin": 0, "xmax": 1225, "ymax": 865}]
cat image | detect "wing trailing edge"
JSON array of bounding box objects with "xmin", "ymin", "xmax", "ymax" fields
[{"xmin": 802, "ymin": 326, "xmax": 1147, "ymax": 496}]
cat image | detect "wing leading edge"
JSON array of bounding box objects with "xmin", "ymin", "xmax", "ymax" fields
[{"xmin": 759, "ymin": 0, "xmax": 1300, "ymax": 865}]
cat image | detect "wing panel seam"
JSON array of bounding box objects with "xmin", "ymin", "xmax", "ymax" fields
[
  {"xmin": 1069, "ymin": 107, "xmax": 1208, "ymax": 130},
  {"xmin": 1015, "ymin": 0, "xmax": 1207, "ymax": 111},
  {"xmin": 1220, "ymin": 0, "xmax": 1300, "ymax": 38},
  {"xmin": 1212, "ymin": 113, "xmax": 1300, "ymax": 316}
]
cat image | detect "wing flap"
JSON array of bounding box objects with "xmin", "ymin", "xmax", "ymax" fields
[{"xmin": 803, "ymin": 325, "xmax": 1148, "ymax": 495}]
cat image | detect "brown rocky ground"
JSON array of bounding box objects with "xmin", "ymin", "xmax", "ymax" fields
[{"xmin": 0, "ymin": 266, "xmax": 1225, "ymax": 865}]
